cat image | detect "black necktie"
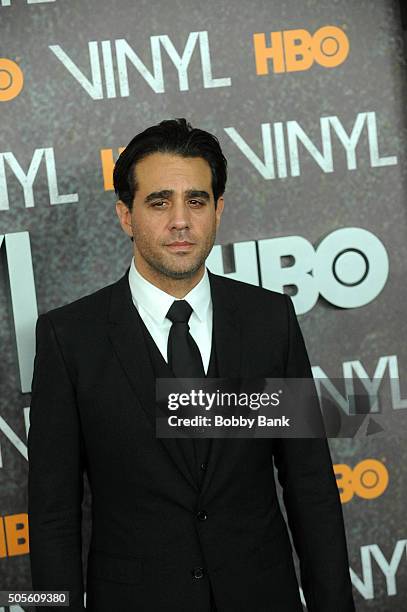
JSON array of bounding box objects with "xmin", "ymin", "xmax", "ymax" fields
[
  {"xmin": 166, "ymin": 300, "xmax": 205, "ymax": 378},
  {"xmin": 166, "ymin": 300, "xmax": 209, "ymax": 485}
]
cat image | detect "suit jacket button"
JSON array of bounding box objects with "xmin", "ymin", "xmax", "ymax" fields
[
  {"xmin": 200, "ymin": 462, "xmax": 207, "ymax": 471},
  {"xmin": 192, "ymin": 567, "xmax": 205, "ymax": 579},
  {"xmin": 197, "ymin": 510, "xmax": 208, "ymax": 521}
]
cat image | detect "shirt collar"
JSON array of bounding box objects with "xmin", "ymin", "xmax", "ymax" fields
[{"xmin": 128, "ymin": 256, "xmax": 211, "ymax": 324}]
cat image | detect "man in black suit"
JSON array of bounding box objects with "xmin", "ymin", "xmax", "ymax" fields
[{"xmin": 28, "ymin": 118, "xmax": 355, "ymax": 611}]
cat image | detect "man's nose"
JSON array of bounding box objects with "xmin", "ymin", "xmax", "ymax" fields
[{"xmin": 168, "ymin": 200, "xmax": 191, "ymax": 230}]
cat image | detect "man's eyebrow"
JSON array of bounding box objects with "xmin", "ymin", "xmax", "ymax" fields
[
  {"xmin": 144, "ymin": 189, "xmax": 211, "ymax": 203},
  {"xmin": 185, "ymin": 189, "xmax": 211, "ymax": 200},
  {"xmin": 144, "ymin": 190, "xmax": 173, "ymax": 203}
]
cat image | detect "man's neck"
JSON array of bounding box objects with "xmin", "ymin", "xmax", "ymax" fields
[{"xmin": 133, "ymin": 259, "xmax": 205, "ymax": 299}]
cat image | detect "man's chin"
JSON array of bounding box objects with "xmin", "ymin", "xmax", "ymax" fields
[
  {"xmin": 154, "ymin": 257, "xmax": 205, "ymax": 279},
  {"xmin": 161, "ymin": 266, "xmax": 202, "ymax": 280}
]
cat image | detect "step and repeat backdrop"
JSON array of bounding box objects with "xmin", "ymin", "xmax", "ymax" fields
[{"xmin": 1, "ymin": 0, "xmax": 406, "ymax": 609}]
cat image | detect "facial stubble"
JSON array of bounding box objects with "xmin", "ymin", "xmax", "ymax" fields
[{"xmin": 132, "ymin": 220, "xmax": 217, "ymax": 280}]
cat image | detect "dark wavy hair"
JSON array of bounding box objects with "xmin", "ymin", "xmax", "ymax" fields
[{"xmin": 113, "ymin": 118, "xmax": 227, "ymax": 212}]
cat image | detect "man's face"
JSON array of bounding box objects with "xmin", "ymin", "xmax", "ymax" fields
[{"xmin": 116, "ymin": 152, "xmax": 224, "ymax": 281}]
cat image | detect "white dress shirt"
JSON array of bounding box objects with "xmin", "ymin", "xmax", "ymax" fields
[{"xmin": 128, "ymin": 256, "xmax": 213, "ymax": 374}]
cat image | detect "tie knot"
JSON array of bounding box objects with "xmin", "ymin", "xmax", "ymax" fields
[{"xmin": 166, "ymin": 300, "xmax": 193, "ymax": 324}]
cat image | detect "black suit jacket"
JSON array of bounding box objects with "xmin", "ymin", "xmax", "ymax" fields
[{"xmin": 28, "ymin": 268, "xmax": 355, "ymax": 611}]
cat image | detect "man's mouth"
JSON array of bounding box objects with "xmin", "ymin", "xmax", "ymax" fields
[{"xmin": 166, "ymin": 241, "xmax": 195, "ymax": 250}]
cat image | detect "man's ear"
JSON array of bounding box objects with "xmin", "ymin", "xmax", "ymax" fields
[
  {"xmin": 215, "ymin": 196, "xmax": 224, "ymax": 228},
  {"xmin": 115, "ymin": 200, "xmax": 134, "ymax": 241}
]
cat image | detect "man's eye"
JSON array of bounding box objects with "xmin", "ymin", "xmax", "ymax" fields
[{"xmin": 151, "ymin": 200, "xmax": 204, "ymax": 207}]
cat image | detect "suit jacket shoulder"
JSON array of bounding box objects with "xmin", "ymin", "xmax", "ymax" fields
[
  {"xmin": 208, "ymin": 271, "xmax": 291, "ymax": 329},
  {"xmin": 33, "ymin": 275, "xmax": 127, "ymax": 391},
  {"xmin": 40, "ymin": 277, "xmax": 119, "ymax": 324},
  {"xmin": 209, "ymin": 270, "xmax": 288, "ymax": 308}
]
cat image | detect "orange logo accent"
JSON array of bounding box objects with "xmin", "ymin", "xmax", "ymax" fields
[
  {"xmin": 0, "ymin": 58, "xmax": 24, "ymax": 101},
  {"xmin": 253, "ymin": 26, "xmax": 349, "ymax": 74},
  {"xmin": 334, "ymin": 459, "xmax": 389, "ymax": 503},
  {"xmin": 0, "ymin": 513, "xmax": 29, "ymax": 557},
  {"xmin": 100, "ymin": 147, "xmax": 125, "ymax": 191}
]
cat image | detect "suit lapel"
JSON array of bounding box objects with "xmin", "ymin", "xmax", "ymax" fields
[
  {"xmin": 107, "ymin": 267, "xmax": 199, "ymax": 491},
  {"xmin": 208, "ymin": 270, "xmax": 241, "ymax": 379},
  {"xmin": 199, "ymin": 271, "xmax": 242, "ymax": 497}
]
